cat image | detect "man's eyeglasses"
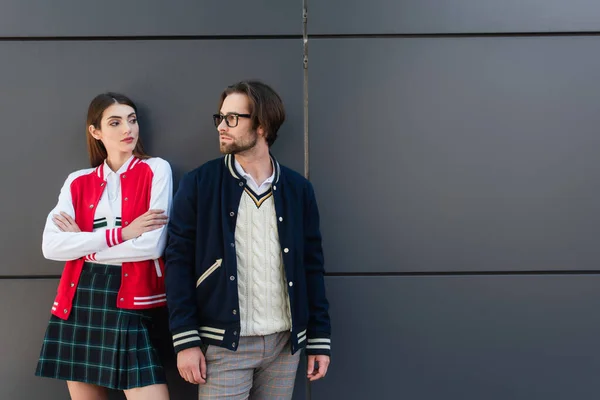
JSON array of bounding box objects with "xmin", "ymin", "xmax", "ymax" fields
[{"xmin": 213, "ymin": 113, "xmax": 251, "ymax": 128}]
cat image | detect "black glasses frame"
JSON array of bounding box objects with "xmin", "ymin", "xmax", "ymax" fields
[{"xmin": 213, "ymin": 112, "xmax": 252, "ymax": 128}]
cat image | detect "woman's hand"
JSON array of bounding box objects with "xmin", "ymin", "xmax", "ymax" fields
[
  {"xmin": 52, "ymin": 212, "xmax": 81, "ymax": 232},
  {"xmin": 122, "ymin": 209, "xmax": 168, "ymax": 241}
]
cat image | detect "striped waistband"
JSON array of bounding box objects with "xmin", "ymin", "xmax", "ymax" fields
[{"xmin": 82, "ymin": 261, "xmax": 121, "ymax": 275}]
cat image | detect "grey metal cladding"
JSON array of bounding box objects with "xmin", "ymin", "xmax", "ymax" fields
[
  {"xmin": 312, "ymin": 276, "xmax": 600, "ymax": 400},
  {"xmin": 310, "ymin": 0, "xmax": 600, "ymax": 35},
  {"xmin": 309, "ymin": 37, "xmax": 600, "ymax": 273},
  {"xmin": 0, "ymin": 0, "xmax": 301, "ymax": 37}
]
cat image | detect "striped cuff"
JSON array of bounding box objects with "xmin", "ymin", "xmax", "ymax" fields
[
  {"xmin": 105, "ymin": 228, "xmax": 124, "ymax": 247},
  {"xmin": 306, "ymin": 337, "xmax": 331, "ymax": 356},
  {"xmin": 84, "ymin": 253, "xmax": 97, "ymax": 261},
  {"xmin": 173, "ymin": 329, "xmax": 202, "ymax": 353},
  {"xmin": 199, "ymin": 326, "xmax": 226, "ymax": 341}
]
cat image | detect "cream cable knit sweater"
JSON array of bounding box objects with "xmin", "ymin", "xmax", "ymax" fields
[{"xmin": 235, "ymin": 191, "xmax": 292, "ymax": 336}]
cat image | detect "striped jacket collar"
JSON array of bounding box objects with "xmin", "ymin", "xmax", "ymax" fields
[
  {"xmin": 94, "ymin": 155, "xmax": 142, "ymax": 180},
  {"xmin": 224, "ymin": 153, "xmax": 281, "ymax": 184}
]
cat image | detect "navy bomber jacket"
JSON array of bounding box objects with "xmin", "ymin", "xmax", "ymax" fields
[{"xmin": 165, "ymin": 154, "xmax": 331, "ymax": 356}]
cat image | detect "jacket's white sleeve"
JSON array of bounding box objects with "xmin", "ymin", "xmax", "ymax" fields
[
  {"xmin": 92, "ymin": 158, "xmax": 173, "ymax": 263},
  {"xmin": 41, "ymin": 170, "xmax": 113, "ymax": 261}
]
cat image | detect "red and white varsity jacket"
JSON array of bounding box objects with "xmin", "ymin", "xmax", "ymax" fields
[{"xmin": 42, "ymin": 156, "xmax": 173, "ymax": 320}]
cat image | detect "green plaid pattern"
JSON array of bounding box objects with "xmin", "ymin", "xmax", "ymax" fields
[{"xmin": 35, "ymin": 262, "xmax": 166, "ymax": 390}]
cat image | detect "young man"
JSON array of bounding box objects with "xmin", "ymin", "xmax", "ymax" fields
[{"xmin": 165, "ymin": 80, "xmax": 331, "ymax": 399}]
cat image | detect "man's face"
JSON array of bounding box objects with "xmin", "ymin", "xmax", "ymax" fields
[{"xmin": 217, "ymin": 93, "xmax": 257, "ymax": 155}]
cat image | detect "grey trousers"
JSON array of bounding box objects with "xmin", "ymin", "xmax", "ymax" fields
[{"xmin": 199, "ymin": 331, "xmax": 301, "ymax": 400}]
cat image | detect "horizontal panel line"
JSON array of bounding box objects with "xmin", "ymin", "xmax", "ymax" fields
[
  {"xmin": 0, "ymin": 275, "xmax": 60, "ymax": 280},
  {"xmin": 5, "ymin": 271, "xmax": 598, "ymax": 279},
  {"xmin": 4, "ymin": 271, "xmax": 599, "ymax": 279},
  {"xmin": 0, "ymin": 32, "xmax": 593, "ymax": 43},
  {"xmin": 0, "ymin": 34, "xmax": 301, "ymax": 42},
  {"xmin": 310, "ymin": 31, "xmax": 600, "ymax": 39},
  {"xmin": 326, "ymin": 270, "xmax": 600, "ymax": 277}
]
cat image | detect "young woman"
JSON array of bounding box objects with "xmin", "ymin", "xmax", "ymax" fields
[{"xmin": 35, "ymin": 93, "xmax": 172, "ymax": 400}]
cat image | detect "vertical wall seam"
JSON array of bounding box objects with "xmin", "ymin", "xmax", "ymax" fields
[
  {"xmin": 302, "ymin": 3, "xmax": 312, "ymax": 400},
  {"xmin": 303, "ymin": 0, "xmax": 309, "ymax": 181}
]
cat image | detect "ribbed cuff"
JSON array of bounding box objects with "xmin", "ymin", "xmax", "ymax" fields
[
  {"xmin": 306, "ymin": 337, "xmax": 331, "ymax": 356},
  {"xmin": 106, "ymin": 227, "xmax": 124, "ymax": 247},
  {"xmin": 172, "ymin": 328, "xmax": 202, "ymax": 353}
]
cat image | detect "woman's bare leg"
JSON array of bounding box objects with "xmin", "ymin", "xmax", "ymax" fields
[
  {"xmin": 124, "ymin": 383, "xmax": 170, "ymax": 400},
  {"xmin": 67, "ymin": 381, "xmax": 108, "ymax": 400}
]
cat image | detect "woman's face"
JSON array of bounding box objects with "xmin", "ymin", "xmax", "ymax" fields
[{"xmin": 89, "ymin": 103, "xmax": 139, "ymax": 158}]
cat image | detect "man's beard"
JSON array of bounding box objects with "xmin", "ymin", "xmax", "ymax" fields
[{"xmin": 219, "ymin": 131, "xmax": 258, "ymax": 155}]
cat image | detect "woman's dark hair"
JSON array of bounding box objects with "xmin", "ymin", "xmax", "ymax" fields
[{"xmin": 86, "ymin": 92, "xmax": 149, "ymax": 167}]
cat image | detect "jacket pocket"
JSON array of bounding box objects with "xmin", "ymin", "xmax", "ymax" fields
[
  {"xmin": 196, "ymin": 259, "xmax": 223, "ymax": 288},
  {"xmin": 153, "ymin": 259, "xmax": 163, "ymax": 278}
]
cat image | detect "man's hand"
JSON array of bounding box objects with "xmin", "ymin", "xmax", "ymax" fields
[
  {"xmin": 53, "ymin": 212, "xmax": 81, "ymax": 232},
  {"xmin": 177, "ymin": 347, "xmax": 207, "ymax": 384},
  {"xmin": 307, "ymin": 355, "xmax": 330, "ymax": 381}
]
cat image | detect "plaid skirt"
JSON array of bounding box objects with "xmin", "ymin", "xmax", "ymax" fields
[{"xmin": 35, "ymin": 262, "xmax": 166, "ymax": 390}]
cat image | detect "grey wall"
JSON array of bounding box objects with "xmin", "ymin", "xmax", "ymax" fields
[
  {"xmin": 0, "ymin": 1, "xmax": 300, "ymax": 36},
  {"xmin": 308, "ymin": 1, "xmax": 600, "ymax": 400},
  {"xmin": 310, "ymin": 0, "xmax": 600, "ymax": 34},
  {"xmin": 3, "ymin": 1, "xmax": 600, "ymax": 399}
]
